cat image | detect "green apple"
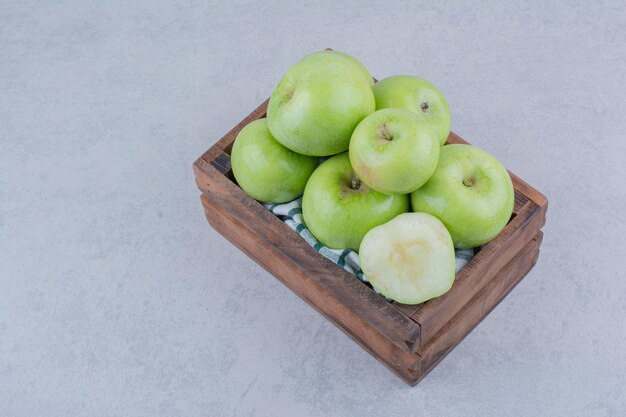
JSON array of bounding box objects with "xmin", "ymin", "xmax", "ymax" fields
[
  {"xmin": 373, "ymin": 75, "xmax": 451, "ymax": 145},
  {"xmin": 359, "ymin": 212, "xmax": 456, "ymax": 304},
  {"xmin": 230, "ymin": 118, "xmax": 318, "ymax": 203},
  {"xmin": 349, "ymin": 108, "xmax": 440, "ymax": 194},
  {"xmin": 267, "ymin": 50, "xmax": 375, "ymax": 156},
  {"xmin": 410, "ymin": 144, "xmax": 514, "ymax": 248},
  {"xmin": 302, "ymin": 153, "xmax": 409, "ymax": 251}
]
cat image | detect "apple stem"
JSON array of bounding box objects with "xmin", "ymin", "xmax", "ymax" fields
[
  {"xmin": 379, "ymin": 124, "xmax": 393, "ymax": 141},
  {"xmin": 420, "ymin": 102, "xmax": 430, "ymax": 113},
  {"xmin": 463, "ymin": 178, "xmax": 474, "ymax": 187},
  {"xmin": 351, "ymin": 178, "xmax": 361, "ymax": 190},
  {"xmin": 284, "ymin": 88, "xmax": 294, "ymax": 102}
]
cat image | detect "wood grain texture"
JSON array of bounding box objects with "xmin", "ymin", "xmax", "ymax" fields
[{"xmin": 193, "ymin": 95, "xmax": 548, "ymax": 385}]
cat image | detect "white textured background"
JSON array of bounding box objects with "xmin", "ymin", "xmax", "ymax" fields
[{"xmin": 1, "ymin": 1, "xmax": 625, "ymax": 416}]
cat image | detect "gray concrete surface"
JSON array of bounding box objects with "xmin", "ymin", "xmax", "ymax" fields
[{"xmin": 1, "ymin": 1, "xmax": 625, "ymax": 416}]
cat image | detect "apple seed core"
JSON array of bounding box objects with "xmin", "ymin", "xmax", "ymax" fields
[
  {"xmin": 351, "ymin": 177, "xmax": 362, "ymax": 190},
  {"xmin": 420, "ymin": 102, "xmax": 429, "ymax": 113}
]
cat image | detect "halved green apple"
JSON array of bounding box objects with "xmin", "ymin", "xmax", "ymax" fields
[{"xmin": 359, "ymin": 212, "xmax": 456, "ymax": 304}]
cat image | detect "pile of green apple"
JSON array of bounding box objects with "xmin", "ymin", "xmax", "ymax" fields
[{"xmin": 231, "ymin": 50, "xmax": 514, "ymax": 305}]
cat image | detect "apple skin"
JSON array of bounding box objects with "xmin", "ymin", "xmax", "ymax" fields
[
  {"xmin": 330, "ymin": 50, "xmax": 375, "ymax": 87},
  {"xmin": 230, "ymin": 118, "xmax": 318, "ymax": 204},
  {"xmin": 373, "ymin": 75, "xmax": 451, "ymax": 146},
  {"xmin": 410, "ymin": 144, "xmax": 514, "ymax": 248},
  {"xmin": 302, "ymin": 153, "xmax": 409, "ymax": 251},
  {"xmin": 267, "ymin": 50, "xmax": 376, "ymax": 156},
  {"xmin": 359, "ymin": 212, "xmax": 456, "ymax": 304},
  {"xmin": 349, "ymin": 108, "xmax": 440, "ymax": 195}
]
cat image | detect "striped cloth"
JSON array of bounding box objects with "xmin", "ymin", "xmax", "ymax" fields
[{"xmin": 265, "ymin": 198, "xmax": 475, "ymax": 298}]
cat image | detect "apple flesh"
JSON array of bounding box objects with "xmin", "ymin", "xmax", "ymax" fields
[
  {"xmin": 410, "ymin": 144, "xmax": 514, "ymax": 248},
  {"xmin": 302, "ymin": 153, "xmax": 409, "ymax": 251},
  {"xmin": 267, "ymin": 50, "xmax": 375, "ymax": 156},
  {"xmin": 349, "ymin": 108, "xmax": 440, "ymax": 195},
  {"xmin": 373, "ymin": 75, "xmax": 451, "ymax": 146},
  {"xmin": 230, "ymin": 118, "xmax": 318, "ymax": 203},
  {"xmin": 359, "ymin": 212, "xmax": 456, "ymax": 304}
]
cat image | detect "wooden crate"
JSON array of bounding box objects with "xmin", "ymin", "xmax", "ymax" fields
[{"xmin": 193, "ymin": 99, "xmax": 548, "ymax": 385}]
